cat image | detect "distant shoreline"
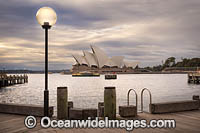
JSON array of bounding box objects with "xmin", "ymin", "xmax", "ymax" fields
[
  {"xmin": 2, "ymin": 69, "xmax": 195, "ymax": 75},
  {"xmin": 4, "ymin": 72, "xmax": 189, "ymax": 75}
]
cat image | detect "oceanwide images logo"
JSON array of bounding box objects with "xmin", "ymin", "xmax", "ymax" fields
[
  {"xmin": 24, "ymin": 116, "xmax": 37, "ymax": 129},
  {"xmin": 24, "ymin": 116, "xmax": 176, "ymax": 131}
]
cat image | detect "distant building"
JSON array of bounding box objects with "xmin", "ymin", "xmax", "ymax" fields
[{"xmin": 72, "ymin": 45, "xmax": 139, "ymax": 73}]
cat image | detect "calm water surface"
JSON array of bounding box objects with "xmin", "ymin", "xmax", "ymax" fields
[{"xmin": 0, "ymin": 74, "xmax": 199, "ymax": 115}]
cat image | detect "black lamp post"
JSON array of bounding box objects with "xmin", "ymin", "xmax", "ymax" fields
[{"xmin": 36, "ymin": 7, "xmax": 57, "ymax": 117}]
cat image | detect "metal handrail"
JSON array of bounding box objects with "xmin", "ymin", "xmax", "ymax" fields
[
  {"xmin": 141, "ymin": 88, "xmax": 152, "ymax": 113},
  {"xmin": 127, "ymin": 89, "xmax": 138, "ymax": 111}
]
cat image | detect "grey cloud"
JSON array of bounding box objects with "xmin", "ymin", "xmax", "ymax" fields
[{"xmin": 0, "ymin": 0, "xmax": 200, "ymax": 70}]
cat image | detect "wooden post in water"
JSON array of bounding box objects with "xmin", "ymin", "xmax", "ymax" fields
[
  {"xmin": 57, "ymin": 87, "xmax": 68, "ymax": 119},
  {"xmin": 20, "ymin": 75, "xmax": 23, "ymax": 84},
  {"xmin": 25, "ymin": 74, "xmax": 28, "ymax": 83},
  {"xmin": 17, "ymin": 76, "xmax": 19, "ymax": 84},
  {"xmin": 10, "ymin": 76, "xmax": 13, "ymax": 85},
  {"xmin": 104, "ymin": 86, "xmax": 116, "ymax": 119}
]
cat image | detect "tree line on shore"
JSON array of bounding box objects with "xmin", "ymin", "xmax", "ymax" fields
[{"xmin": 142, "ymin": 57, "xmax": 200, "ymax": 72}]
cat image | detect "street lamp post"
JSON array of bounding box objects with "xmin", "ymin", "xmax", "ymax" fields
[{"xmin": 36, "ymin": 7, "xmax": 57, "ymax": 117}]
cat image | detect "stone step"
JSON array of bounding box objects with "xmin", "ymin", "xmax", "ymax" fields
[
  {"xmin": 0, "ymin": 103, "xmax": 53, "ymax": 117},
  {"xmin": 69, "ymin": 108, "xmax": 97, "ymax": 120},
  {"xmin": 150, "ymin": 100, "xmax": 199, "ymax": 114}
]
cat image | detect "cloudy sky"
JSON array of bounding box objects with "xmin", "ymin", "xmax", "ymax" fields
[{"xmin": 0, "ymin": 0, "xmax": 200, "ymax": 70}]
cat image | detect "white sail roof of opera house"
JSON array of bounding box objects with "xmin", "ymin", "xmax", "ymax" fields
[
  {"xmin": 72, "ymin": 54, "xmax": 88, "ymax": 65},
  {"xmin": 83, "ymin": 51, "xmax": 98, "ymax": 67},
  {"xmin": 81, "ymin": 56, "xmax": 88, "ymax": 65},
  {"xmin": 72, "ymin": 45, "xmax": 139, "ymax": 68},
  {"xmin": 123, "ymin": 61, "xmax": 139, "ymax": 68},
  {"xmin": 110, "ymin": 56, "xmax": 124, "ymax": 68},
  {"xmin": 104, "ymin": 58, "xmax": 117, "ymax": 67},
  {"xmin": 90, "ymin": 45, "xmax": 109, "ymax": 68}
]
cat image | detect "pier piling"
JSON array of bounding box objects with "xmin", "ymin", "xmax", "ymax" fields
[
  {"xmin": 104, "ymin": 86, "xmax": 116, "ymax": 119},
  {"xmin": 0, "ymin": 74, "xmax": 28, "ymax": 88},
  {"xmin": 57, "ymin": 87, "xmax": 68, "ymax": 119}
]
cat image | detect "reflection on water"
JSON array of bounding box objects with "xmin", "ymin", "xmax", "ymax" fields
[{"xmin": 0, "ymin": 74, "xmax": 199, "ymax": 115}]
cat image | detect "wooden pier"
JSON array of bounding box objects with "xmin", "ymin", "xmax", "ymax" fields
[
  {"xmin": 188, "ymin": 72, "xmax": 200, "ymax": 84},
  {"xmin": 0, "ymin": 110, "xmax": 200, "ymax": 133},
  {"xmin": 0, "ymin": 74, "xmax": 28, "ymax": 88}
]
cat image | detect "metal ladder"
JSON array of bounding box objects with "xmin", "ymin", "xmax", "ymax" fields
[
  {"xmin": 127, "ymin": 89, "xmax": 138, "ymax": 111},
  {"xmin": 141, "ymin": 88, "xmax": 152, "ymax": 113}
]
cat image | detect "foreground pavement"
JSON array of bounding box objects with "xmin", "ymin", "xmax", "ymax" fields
[{"xmin": 0, "ymin": 110, "xmax": 200, "ymax": 133}]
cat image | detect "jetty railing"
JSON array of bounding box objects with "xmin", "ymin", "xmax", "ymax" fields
[
  {"xmin": 0, "ymin": 74, "xmax": 28, "ymax": 88},
  {"xmin": 119, "ymin": 89, "xmax": 138, "ymax": 117},
  {"xmin": 127, "ymin": 89, "xmax": 138, "ymax": 108},
  {"xmin": 141, "ymin": 88, "xmax": 152, "ymax": 113},
  {"xmin": 140, "ymin": 88, "xmax": 199, "ymax": 114}
]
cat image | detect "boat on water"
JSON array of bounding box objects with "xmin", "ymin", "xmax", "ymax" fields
[
  {"xmin": 72, "ymin": 71, "xmax": 100, "ymax": 77},
  {"xmin": 105, "ymin": 72, "xmax": 117, "ymax": 80}
]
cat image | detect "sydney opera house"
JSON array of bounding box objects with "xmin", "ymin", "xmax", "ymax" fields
[{"xmin": 72, "ymin": 45, "xmax": 139, "ymax": 73}]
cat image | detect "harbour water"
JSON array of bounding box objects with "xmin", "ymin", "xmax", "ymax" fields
[{"xmin": 0, "ymin": 74, "xmax": 199, "ymax": 115}]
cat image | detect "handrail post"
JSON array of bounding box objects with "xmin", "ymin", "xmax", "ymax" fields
[
  {"xmin": 127, "ymin": 89, "xmax": 138, "ymax": 111},
  {"xmin": 141, "ymin": 88, "xmax": 152, "ymax": 113}
]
